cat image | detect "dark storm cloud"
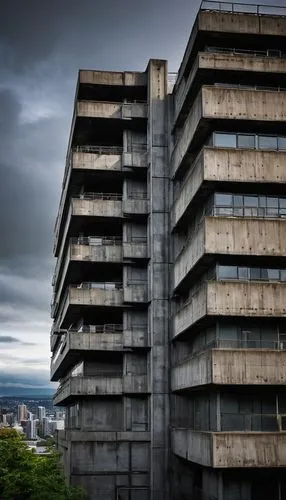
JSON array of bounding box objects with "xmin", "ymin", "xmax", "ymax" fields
[{"xmin": 0, "ymin": 336, "xmax": 31, "ymax": 344}]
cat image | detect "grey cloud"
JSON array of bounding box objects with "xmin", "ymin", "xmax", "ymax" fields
[{"xmin": 0, "ymin": 336, "xmax": 34, "ymax": 345}]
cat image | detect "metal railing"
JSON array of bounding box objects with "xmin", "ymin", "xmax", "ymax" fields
[
  {"xmin": 206, "ymin": 46, "xmax": 286, "ymax": 58},
  {"xmin": 73, "ymin": 192, "xmax": 122, "ymax": 201},
  {"xmin": 212, "ymin": 206, "xmax": 286, "ymax": 218},
  {"xmin": 194, "ymin": 339, "xmax": 286, "ymax": 353},
  {"xmin": 201, "ymin": 1, "xmax": 286, "ymax": 16},
  {"xmin": 78, "ymin": 324, "xmax": 123, "ymax": 333},
  {"xmin": 70, "ymin": 236, "xmax": 122, "ymax": 246},
  {"xmin": 214, "ymin": 82, "xmax": 286, "ymax": 92},
  {"xmin": 72, "ymin": 145, "xmax": 123, "ymax": 155},
  {"xmin": 71, "ymin": 282, "xmax": 123, "ymax": 290}
]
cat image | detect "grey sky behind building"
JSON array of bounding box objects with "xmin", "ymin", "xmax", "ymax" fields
[{"xmin": 0, "ymin": 0, "xmax": 285, "ymax": 392}]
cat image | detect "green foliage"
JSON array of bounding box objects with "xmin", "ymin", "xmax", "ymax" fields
[{"xmin": 0, "ymin": 428, "xmax": 84, "ymax": 500}]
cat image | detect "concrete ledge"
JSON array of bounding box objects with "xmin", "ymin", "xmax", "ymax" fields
[
  {"xmin": 60, "ymin": 430, "xmax": 151, "ymax": 442},
  {"xmin": 172, "ymin": 348, "xmax": 286, "ymax": 390},
  {"xmin": 172, "ymin": 428, "xmax": 286, "ymax": 467}
]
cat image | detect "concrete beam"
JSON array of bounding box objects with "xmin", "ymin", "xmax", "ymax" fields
[
  {"xmin": 174, "ymin": 217, "xmax": 286, "ymax": 290},
  {"xmin": 172, "ymin": 429, "xmax": 286, "ymax": 468},
  {"xmin": 172, "ymin": 348, "xmax": 286, "ymax": 390},
  {"xmin": 79, "ymin": 69, "xmax": 147, "ymax": 87},
  {"xmin": 174, "ymin": 281, "xmax": 286, "ymax": 338}
]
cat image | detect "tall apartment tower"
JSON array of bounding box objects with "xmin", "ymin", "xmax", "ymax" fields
[{"xmin": 51, "ymin": 2, "xmax": 286, "ymax": 499}]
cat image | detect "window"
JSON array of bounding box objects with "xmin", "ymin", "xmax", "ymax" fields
[
  {"xmin": 244, "ymin": 196, "xmax": 259, "ymax": 207},
  {"xmin": 237, "ymin": 134, "xmax": 255, "ymax": 149},
  {"xmin": 214, "ymin": 133, "xmax": 236, "ymax": 148},
  {"xmin": 258, "ymin": 135, "xmax": 278, "ymax": 150},
  {"xmin": 249, "ymin": 268, "xmax": 261, "ymax": 280},
  {"xmin": 267, "ymin": 269, "xmax": 280, "ymax": 281},
  {"xmin": 218, "ymin": 266, "xmax": 237, "ymax": 280},
  {"xmin": 215, "ymin": 193, "xmax": 232, "ymax": 206},
  {"xmin": 278, "ymin": 136, "xmax": 286, "ymax": 150}
]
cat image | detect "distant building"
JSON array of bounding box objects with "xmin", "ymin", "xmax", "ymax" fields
[
  {"xmin": 17, "ymin": 404, "xmax": 28, "ymax": 422},
  {"xmin": 37, "ymin": 406, "xmax": 46, "ymax": 421},
  {"xmin": 26, "ymin": 419, "xmax": 37, "ymax": 440}
]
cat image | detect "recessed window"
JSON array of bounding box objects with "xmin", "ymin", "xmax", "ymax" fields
[
  {"xmin": 215, "ymin": 193, "xmax": 233, "ymax": 206},
  {"xmin": 218, "ymin": 266, "xmax": 237, "ymax": 280},
  {"xmin": 244, "ymin": 196, "xmax": 259, "ymax": 207},
  {"xmin": 237, "ymin": 134, "xmax": 255, "ymax": 149},
  {"xmin": 278, "ymin": 137, "xmax": 286, "ymax": 150},
  {"xmin": 214, "ymin": 133, "xmax": 236, "ymax": 148},
  {"xmin": 267, "ymin": 269, "xmax": 280, "ymax": 281},
  {"xmin": 258, "ymin": 136, "xmax": 278, "ymax": 150}
]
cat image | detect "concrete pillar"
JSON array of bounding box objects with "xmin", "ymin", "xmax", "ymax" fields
[{"xmin": 147, "ymin": 59, "xmax": 169, "ymax": 500}]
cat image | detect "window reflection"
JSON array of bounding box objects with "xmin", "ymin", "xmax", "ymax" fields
[
  {"xmin": 212, "ymin": 132, "xmax": 286, "ymax": 151},
  {"xmin": 217, "ymin": 265, "xmax": 286, "ymax": 282},
  {"xmin": 212, "ymin": 193, "xmax": 286, "ymax": 219}
]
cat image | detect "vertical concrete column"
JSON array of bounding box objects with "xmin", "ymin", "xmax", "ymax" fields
[{"xmin": 147, "ymin": 59, "xmax": 170, "ymax": 500}]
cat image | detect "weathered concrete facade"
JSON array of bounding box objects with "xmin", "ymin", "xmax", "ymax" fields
[
  {"xmin": 51, "ymin": 2, "xmax": 286, "ymax": 499},
  {"xmin": 51, "ymin": 60, "xmax": 169, "ymax": 500}
]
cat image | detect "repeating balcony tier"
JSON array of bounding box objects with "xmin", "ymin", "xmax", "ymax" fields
[
  {"xmin": 172, "ymin": 429, "xmax": 286, "ymax": 468},
  {"xmin": 54, "ymin": 374, "xmax": 149, "ymax": 405},
  {"xmin": 172, "ymin": 86, "xmax": 286, "ymax": 178},
  {"xmin": 174, "ymin": 217, "xmax": 286, "ymax": 290},
  {"xmin": 175, "ymin": 52, "xmax": 286, "ymax": 126},
  {"xmin": 54, "ymin": 195, "xmax": 149, "ymax": 257},
  {"xmin": 176, "ymin": 7, "xmax": 286, "ymax": 92},
  {"xmin": 75, "ymin": 100, "xmax": 147, "ymax": 121},
  {"xmin": 79, "ymin": 69, "xmax": 147, "ymax": 87},
  {"xmin": 53, "ymin": 285, "xmax": 124, "ymax": 328},
  {"xmin": 172, "ymin": 347, "xmax": 286, "ymax": 391},
  {"xmin": 51, "ymin": 330, "xmax": 123, "ymax": 381},
  {"xmin": 174, "ymin": 281, "xmax": 286, "ymax": 338},
  {"xmin": 172, "ymin": 147, "xmax": 286, "ymax": 228}
]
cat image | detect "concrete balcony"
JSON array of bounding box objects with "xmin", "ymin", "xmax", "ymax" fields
[
  {"xmin": 54, "ymin": 284, "xmax": 123, "ymax": 328},
  {"xmin": 172, "ymin": 147, "xmax": 286, "ymax": 228},
  {"xmin": 71, "ymin": 195, "xmax": 123, "ymax": 218},
  {"xmin": 51, "ymin": 328, "xmax": 123, "ymax": 382},
  {"xmin": 124, "ymin": 284, "xmax": 148, "ymax": 304},
  {"xmin": 174, "ymin": 281, "xmax": 286, "ymax": 338},
  {"xmin": 176, "ymin": 6, "xmax": 286, "ymax": 92},
  {"xmin": 174, "ymin": 217, "xmax": 286, "ymax": 290},
  {"xmin": 123, "ymin": 240, "xmax": 148, "ymax": 260},
  {"xmin": 172, "ymin": 86, "xmax": 286, "ymax": 177},
  {"xmin": 123, "ymin": 374, "xmax": 149, "ymax": 394},
  {"xmin": 70, "ymin": 147, "xmax": 147, "ymax": 174},
  {"xmin": 54, "ymin": 373, "xmax": 149, "ymax": 405},
  {"xmin": 172, "ymin": 429, "xmax": 286, "ymax": 468},
  {"xmin": 53, "ymin": 376, "xmax": 123, "ymax": 405},
  {"xmin": 75, "ymin": 100, "xmax": 147, "ymax": 121},
  {"xmin": 122, "ymin": 197, "xmax": 149, "ymax": 216},
  {"xmin": 79, "ymin": 69, "xmax": 147, "ymax": 87},
  {"xmin": 172, "ymin": 346, "xmax": 286, "ymax": 391},
  {"xmin": 174, "ymin": 52, "xmax": 286, "ymax": 125}
]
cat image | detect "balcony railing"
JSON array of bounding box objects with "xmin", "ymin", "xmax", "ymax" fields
[
  {"xmin": 70, "ymin": 236, "xmax": 122, "ymax": 246},
  {"xmin": 171, "ymin": 413, "xmax": 286, "ymax": 432},
  {"xmin": 74, "ymin": 192, "xmax": 122, "ymax": 201},
  {"xmin": 206, "ymin": 46, "xmax": 286, "ymax": 58},
  {"xmin": 200, "ymin": 1, "xmax": 286, "ymax": 16},
  {"xmin": 71, "ymin": 282, "xmax": 123, "ymax": 290},
  {"xmin": 175, "ymin": 339, "xmax": 286, "ymax": 366},
  {"xmin": 78, "ymin": 324, "xmax": 123, "ymax": 333}
]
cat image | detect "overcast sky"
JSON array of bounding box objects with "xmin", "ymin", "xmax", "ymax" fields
[{"xmin": 1, "ymin": 0, "xmax": 285, "ymax": 393}]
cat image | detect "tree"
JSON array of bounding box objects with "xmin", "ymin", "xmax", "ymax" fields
[{"xmin": 0, "ymin": 428, "xmax": 84, "ymax": 500}]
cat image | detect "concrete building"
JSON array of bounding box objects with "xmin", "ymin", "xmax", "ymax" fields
[
  {"xmin": 37, "ymin": 406, "xmax": 46, "ymax": 421},
  {"xmin": 51, "ymin": 2, "xmax": 286, "ymax": 499},
  {"xmin": 17, "ymin": 404, "xmax": 28, "ymax": 423}
]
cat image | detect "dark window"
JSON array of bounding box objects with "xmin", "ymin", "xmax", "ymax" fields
[
  {"xmin": 250, "ymin": 268, "xmax": 261, "ymax": 280},
  {"xmin": 215, "ymin": 193, "xmax": 232, "ymax": 206},
  {"xmin": 218, "ymin": 266, "xmax": 237, "ymax": 280},
  {"xmin": 258, "ymin": 136, "xmax": 278, "ymax": 150},
  {"xmin": 237, "ymin": 134, "xmax": 255, "ymax": 149},
  {"xmin": 214, "ymin": 133, "xmax": 236, "ymax": 148}
]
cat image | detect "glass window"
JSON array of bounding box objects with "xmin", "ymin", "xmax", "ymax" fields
[
  {"xmin": 238, "ymin": 267, "xmax": 248, "ymax": 280},
  {"xmin": 279, "ymin": 198, "xmax": 286, "ymax": 208},
  {"xmin": 244, "ymin": 196, "xmax": 258, "ymax": 207},
  {"xmin": 237, "ymin": 134, "xmax": 255, "ymax": 149},
  {"xmin": 217, "ymin": 207, "xmax": 233, "ymax": 216},
  {"xmin": 266, "ymin": 208, "xmax": 279, "ymax": 217},
  {"xmin": 218, "ymin": 266, "xmax": 237, "ymax": 280},
  {"xmin": 233, "ymin": 207, "xmax": 243, "ymax": 216},
  {"xmin": 278, "ymin": 137, "xmax": 286, "ymax": 150},
  {"xmin": 259, "ymin": 196, "xmax": 266, "ymax": 208},
  {"xmin": 215, "ymin": 193, "xmax": 233, "ymax": 206},
  {"xmin": 250, "ymin": 268, "xmax": 261, "ymax": 280},
  {"xmin": 261, "ymin": 268, "xmax": 269, "ymax": 280},
  {"xmin": 258, "ymin": 136, "xmax": 278, "ymax": 150},
  {"xmin": 214, "ymin": 133, "xmax": 236, "ymax": 148},
  {"xmin": 267, "ymin": 269, "xmax": 280, "ymax": 281},
  {"xmin": 266, "ymin": 197, "xmax": 279, "ymax": 208},
  {"xmin": 233, "ymin": 195, "xmax": 243, "ymax": 207},
  {"xmin": 281, "ymin": 270, "xmax": 286, "ymax": 282}
]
